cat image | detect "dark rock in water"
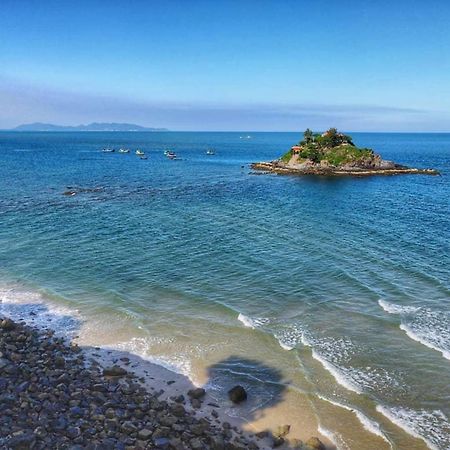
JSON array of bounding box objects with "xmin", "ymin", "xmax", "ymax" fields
[
  {"xmin": 228, "ymin": 385, "xmax": 247, "ymax": 403},
  {"xmin": 188, "ymin": 387, "xmax": 206, "ymax": 399},
  {"xmin": 305, "ymin": 436, "xmax": 326, "ymax": 450},
  {"xmin": 103, "ymin": 365, "xmax": 128, "ymax": 377}
]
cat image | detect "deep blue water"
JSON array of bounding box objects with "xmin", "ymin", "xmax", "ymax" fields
[{"xmin": 0, "ymin": 132, "xmax": 449, "ymax": 449}]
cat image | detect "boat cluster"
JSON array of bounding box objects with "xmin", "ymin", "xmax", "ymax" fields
[{"xmin": 101, "ymin": 147, "xmax": 216, "ymax": 159}]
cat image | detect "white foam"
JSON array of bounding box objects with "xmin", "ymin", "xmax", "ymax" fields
[
  {"xmin": 278, "ymin": 340, "xmax": 295, "ymax": 351},
  {"xmin": 318, "ymin": 395, "xmax": 391, "ymax": 445},
  {"xmin": 274, "ymin": 326, "xmax": 304, "ymax": 351},
  {"xmin": 378, "ymin": 300, "xmax": 450, "ymax": 361},
  {"xmin": 0, "ymin": 284, "xmax": 80, "ymax": 337},
  {"xmin": 311, "ymin": 349, "xmax": 362, "ymax": 394},
  {"xmin": 317, "ymin": 425, "xmax": 348, "ymax": 450},
  {"xmin": 376, "ymin": 405, "xmax": 449, "ymax": 450},
  {"xmin": 237, "ymin": 313, "xmax": 268, "ymax": 329},
  {"xmin": 113, "ymin": 336, "xmax": 193, "ymax": 380},
  {"xmin": 378, "ymin": 299, "xmax": 420, "ymax": 314},
  {"xmin": 400, "ymin": 324, "xmax": 450, "ymax": 361}
]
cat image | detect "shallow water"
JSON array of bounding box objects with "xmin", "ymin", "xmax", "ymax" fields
[{"xmin": 0, "ymin": 131, "xmax": 449, "ymax": 449}]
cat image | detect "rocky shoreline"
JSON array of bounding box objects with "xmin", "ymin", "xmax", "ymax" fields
[
  {"xmin": 0, "ymin": 316, "xmax": 328, "ymax": 450},
  {"xmin": 250, "ymin": 161, "xmax": 440, "ymax": 177}
]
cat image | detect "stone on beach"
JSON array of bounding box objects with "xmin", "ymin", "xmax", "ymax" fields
[
  {"xmin": 103, "ymin": 365, "xmax": 128, "ymax": 377},
  {"xmin": 187, "ymin": 387, "xmax": 206, "ymax": 399},
  {"xmin": 0, "ymin": 316, "xmax": 262, "ymax": 450},
  {"xmin": 228, "ymin": 385, "xmax": 247, "ymax": 403},
  {"xmin": 305, "ymin": 436, "xmax": 326, "ymax": 450}
]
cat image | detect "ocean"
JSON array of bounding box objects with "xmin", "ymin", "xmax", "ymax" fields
[{"xmin": 0, "ymin": 131, "xmax": 449, "ymax": 449}]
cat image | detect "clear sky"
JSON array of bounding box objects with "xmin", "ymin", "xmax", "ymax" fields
[{"xmin": 1, "ymin": 0, "xmax": 450, "ymax": 131}]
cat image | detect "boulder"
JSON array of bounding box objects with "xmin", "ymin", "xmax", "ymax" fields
[
  {"xmin": 228, "ymin": 385, "xmax": 247, "ymax": 404},
  {"xmin": 187, "ymin": 387, "xmax": 206, "ymax": 399},
  {"xmin": 0, "ymin": 318, "xmax": 16, "ymax": 330},
  {"xmin": 275, "ymin": 424, "xmax": 290, "ymax": 438},
  {"xmin": 103, "ymin": 366, "xmax": 128, "ymax": 377},
  {"xmin": 305, "ymin": 436, "xmax": 326, "ymax": 450}
]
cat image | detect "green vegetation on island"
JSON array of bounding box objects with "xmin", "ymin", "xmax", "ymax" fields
[{"xmin": 280, "ymin": 128, "xmax": 374, "ymax": 166}]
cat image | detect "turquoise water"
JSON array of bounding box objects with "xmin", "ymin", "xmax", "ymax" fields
[{"xmin": 0, "ymin": 132, "xmax": 449, "ymax": 449}]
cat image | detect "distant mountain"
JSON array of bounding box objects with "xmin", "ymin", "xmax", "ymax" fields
[{"xmin": 12, "ymin": 122, "xmax": 168, "ymax": 132}]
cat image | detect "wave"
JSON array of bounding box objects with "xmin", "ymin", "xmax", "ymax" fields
[
  {"xmin": 378, "ymin": 300, "xmax": 450, "ymax": 361},
  {"xmin": 318, "ymin": 395, "xmax": 391, "ymax": 446},
  {"xmin": 310, "ymin": 348, "xmax": 362, "ymax": 394},
  {"xmin": 112, "ymin": 336, "xmax": 193, "ymax": 380},
  {"xmin": 378, "ymin": 299, "xmax": 420, "ymax": 315},
  {"xmin": 237, "ymin": 313, "xmax": 270, "ymax": 329},
  {"xmin": 0, "ymin": 284, "xmax": 80, "ymax": 337},
  {"xmin": 317, "ymin": 425, "xmax": 348, "ymax": 450},
  {"xmin": 376, "ymin": 405, "xmax": 450, "ymax": 450}
]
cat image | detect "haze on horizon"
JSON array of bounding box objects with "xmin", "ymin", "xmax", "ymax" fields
[{"xmin": 1, "ymin": 0, "xmax": 450, "ymax": 132}]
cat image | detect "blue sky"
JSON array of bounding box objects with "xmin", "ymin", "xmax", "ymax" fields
[{"xmin": 1, "ymin": 0, "xmax": 449, "ymax": 131}]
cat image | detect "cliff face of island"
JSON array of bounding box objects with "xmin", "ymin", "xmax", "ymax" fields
[{"xmin": 252, "ymin": 128, "xmax": 439, "ymax": 176}]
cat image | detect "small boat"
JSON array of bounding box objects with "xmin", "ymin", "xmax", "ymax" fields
[
  {"xmin": 118, "ymin": 148, "xmax": 130, "ymax": 154},
  {"xmin": 164, "ymin": 149, "xmax": 173, "ymax": 156},
  {"xmin": 206, "ymin": 148, "xmax": 216, "ymax": 155},
  {"xmin": 140, "ymin": 156, "xmax": 148, "ymax": 160},
  {"xmin": 136, "ymin": 149, "xmax": 145, "ymax": 156},
  {"xmin": 166, "ymin": 151, "xmax": 177, "ymax": 159},
  {"xmin": 102, "ymin": 148, "xmax": 115, "ymax": 153}
]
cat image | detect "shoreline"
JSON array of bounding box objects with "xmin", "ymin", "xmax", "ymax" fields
[
  {"xmin": 0, "ymin": 305, "xmax": 329, "ymax": 450},
  {"xmin": 250, "ymin": 161, "xmax": 440, "ymax": 177}
]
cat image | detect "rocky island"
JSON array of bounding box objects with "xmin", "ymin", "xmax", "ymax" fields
[{"xmin": 251, "ymin": 128, "xmax": 439, "ymax": 176}]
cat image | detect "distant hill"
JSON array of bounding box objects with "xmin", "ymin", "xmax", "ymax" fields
[{"xmin": 12, "ymin": 122, "xmax": 168, "ymax": 132}]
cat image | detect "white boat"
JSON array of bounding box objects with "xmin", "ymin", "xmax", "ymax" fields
[
  {"xmin": 166, "ymin": 151, "xmax": 177, "ymax": 159},
  {"xmin": 118, "ymin": 148, "xmax": 130, "ymax": 154},
  {"xmin": 206, "ymin": 148, "xmax": 216, "ymax": 155},
  {"xmin": 135, "ymin": 149, "xmax": 145, "ymax": 156},
  {"xmin": 102, "ymin": 148, "xmax": 115, "ymax": 153}
]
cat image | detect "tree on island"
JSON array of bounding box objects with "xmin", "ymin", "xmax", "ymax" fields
[{"xmin": 303, "ymin": 128, "xmax": 313, "ymax": 144}]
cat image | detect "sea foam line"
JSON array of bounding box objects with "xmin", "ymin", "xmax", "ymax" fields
[
  {"xmin": 300, "ymin": 333, "xmax": 362, "ymax": 394},
  {"xmin": 375, "ymin": 405, "xmax": 448, "ymax": 450},
  {"xmin": 378, "ymin": 299, "xmax": 450, "ymax": 361},
  {"xmin": 317, "ymin": 425, "xmax": 348, "ymax": 450},
  {"xmin": 318, "ymin": 395, "xmax": 391, "ymax": 446},
  {"xmin": 237, "ymin": 313, "xmax": 269, "ymax": 330}
]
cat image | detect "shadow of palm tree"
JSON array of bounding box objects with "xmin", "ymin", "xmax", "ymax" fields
[{"xmin": 206, "ymin": 356, "xmax": 287, "ymax": 423}]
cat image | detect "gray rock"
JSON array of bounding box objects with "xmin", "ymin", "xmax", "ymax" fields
[
  {"xmin": 188, "ymin": 387, "xmax": 206, "ymax": 399},
  {"xmin": 154, "ymin": 437, "xmax": 170, "ymax": 448},
  {"xmin": 103, "ymin": 366, "xmax": 128, "ymax": 377},
  {"xmin": 137, "ymin": 428, "xmax": 153, "ymax": 440}
]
